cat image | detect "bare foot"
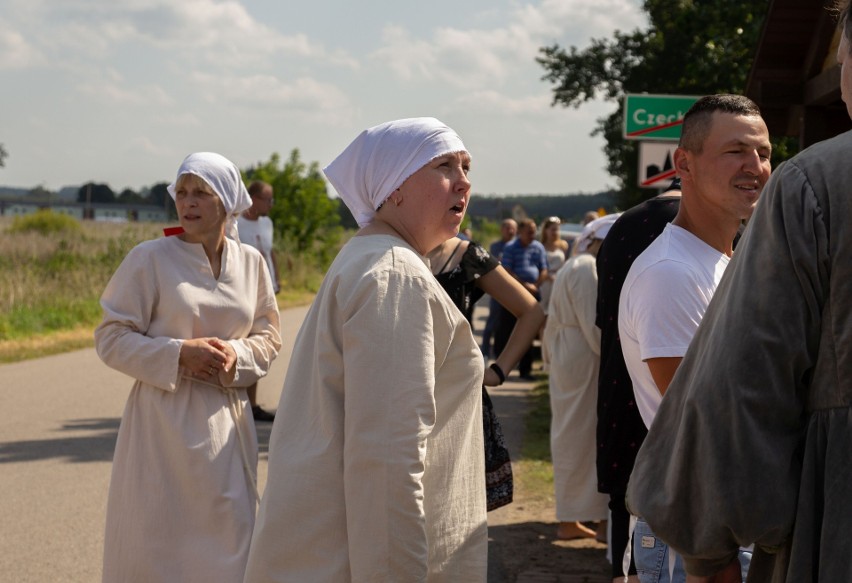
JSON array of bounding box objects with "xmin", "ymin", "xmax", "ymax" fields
[
  {"xmin": 556, "ymin": 521, "xmax": 596, "ymax": 540},
  {"xmin": 595, "ymin": 520, "xmax": 608, "ymax": 544}
]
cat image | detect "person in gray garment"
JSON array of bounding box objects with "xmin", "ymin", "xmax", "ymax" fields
[{"xmin": 627, "ymin": 2, "xmax": 852, "ymax": 581}]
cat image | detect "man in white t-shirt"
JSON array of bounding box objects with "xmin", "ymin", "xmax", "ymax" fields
[
  {"xmin": 619, "ymin": 95, "xmax": 772, "ymax": 583},
  {"xmin": 238, "ymin": 180, "xmax": 280, "ymax": 422}
]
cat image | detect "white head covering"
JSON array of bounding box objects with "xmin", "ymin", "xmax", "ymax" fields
[
  {"xmin": 167, "ymin": 152, "xmax": 252, "ymax": 240},
  {"xmin": 323, "ymin": 117, "xmax": 468, "ymax": 227},
  {"xmin": 575, "ymin": 212, "xmax": 621, "ymax": 254}
]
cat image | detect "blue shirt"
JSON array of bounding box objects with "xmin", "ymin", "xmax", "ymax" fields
[
  {"xmin": 501, "ymin": 239, "xmax": 547, "ymax": 284},
  {"xmin": 489, "ymin": 238, "xmax": 513, "ymax": 261}
]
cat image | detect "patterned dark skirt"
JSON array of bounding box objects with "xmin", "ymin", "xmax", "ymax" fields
[{"xmin": 483, "ymin": 387, "xmax": 513, "ymax": 511}]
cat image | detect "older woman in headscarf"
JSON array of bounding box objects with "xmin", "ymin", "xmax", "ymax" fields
[
  {"xmin": 243, "ymin": 118, "xmax": 487, "ymax": 582},
  {"xmin": 542, "ymin": 213, "xmax": 620, "ymax": 541},
  {"xmin": 94, "ymin": 152, "xmax": 282, "ymax": 583}
]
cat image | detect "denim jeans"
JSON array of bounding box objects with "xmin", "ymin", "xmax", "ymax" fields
[
  {"xmin": 633, "ymin": 518, "xmax": 752, "ymax": 583},
  {"xmin": 633, "ymin": 517, "xmax": 686, "ymax": 583}
]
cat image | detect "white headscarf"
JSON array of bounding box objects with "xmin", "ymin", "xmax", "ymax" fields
[
  {"xmin": 323, "ymin": 117, "xmax": 468, "ymax": 228},
  {"xmin": 167, "ymin": 152, "xmax": 252, "ymax": 240},
  {"xmin": 575, "ymin": 212, "xmax": 621, "ymax": 254}
]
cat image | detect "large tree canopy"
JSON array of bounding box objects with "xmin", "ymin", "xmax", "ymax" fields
[
  {"xmin": 243, "ymin": 149, "xmax": 341, "ymax": 257},
  {"xmin": 538, "ymin": 0, "xmax": 790, "ymax": 209}
]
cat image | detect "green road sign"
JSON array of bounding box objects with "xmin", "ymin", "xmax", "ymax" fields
[{"xmin": 623, "ymin": 94, "xmax": 701, "ymax": 140}]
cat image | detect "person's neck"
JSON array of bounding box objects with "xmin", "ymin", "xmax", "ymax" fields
[
  {"xmin": 671, "ymin": 202, "xmax": 739, "ymax": 257},
  {"xmin": 426, "ymin": 238, "xmax": 465, "ymax": 275},
  {"xmin": 242, "ymin": 208, "xmax": 260, "ymax": 221},
  {"xmin": 179, "ymin": 229, "xmax": 226, "ymax": 271},
  {"xmin": 359, "ymin": 218, "xmax": 427, "ymax": 255}
]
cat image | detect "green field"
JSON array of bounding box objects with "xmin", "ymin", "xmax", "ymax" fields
[{"xmin": 0, "ymin": 213, "xmax": 324, "ymax": 363}]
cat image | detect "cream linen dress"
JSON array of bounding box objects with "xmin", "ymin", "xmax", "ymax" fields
[
  {"xmin": 244, "ymin": 234, "xmax": 487, "ymax": 583},
  {"xmin": 95, "ymin": 235, "xmax": 281, "ymax": 583},
  {"xmin": 543, "ymin": 253, "xmax": 608, "ymax": 522}
]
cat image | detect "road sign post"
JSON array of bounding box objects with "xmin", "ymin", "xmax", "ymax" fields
[{"xmin": 623, "ymin": 94, "xmax": 700, "ymax": 141}]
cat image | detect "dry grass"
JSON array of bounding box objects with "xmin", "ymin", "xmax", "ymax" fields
[
  {"xmin": 0, "ymin": 214, "xmax": 329, "ymax": 363},
  {"xmin": 0, "ymin": 216, "xmax": 162, "ymax": 338},
  {"xmin": 0, "ymin": 325, "xmax": 96, "ymax": 364},
  {"xmin": 0, "ymin": 292, "xmax": 317, "ymax": 364}
]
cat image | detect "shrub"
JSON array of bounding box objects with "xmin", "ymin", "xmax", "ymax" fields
[{"xmin": 8, "ymin": 210, "xmax": 82, "ymax": 235}]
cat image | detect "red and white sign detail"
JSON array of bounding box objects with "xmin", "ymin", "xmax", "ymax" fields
[{"xmin": 638, "ymin": 141, "xmax": 678, "ymax": 188}]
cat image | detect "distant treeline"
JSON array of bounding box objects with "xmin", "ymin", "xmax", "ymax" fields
[
  {"xmin": 467, "ymin": 191, "xmax": 618, "ymax": 225},
  {"xmin": 2, "ymin": 183, "xmax": 619, "ymax": 229}
]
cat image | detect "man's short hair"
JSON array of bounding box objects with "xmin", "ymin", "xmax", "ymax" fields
[
  {"xmin": 518, "ymin": 218, "xmax": 536, "ymax": 231},
  {"xmin": 678, "ymin": 94, "xmax": 762, "ymax": 153},
  {"xmin": 248, "ymin": 180, "xmax": 271, "ymax": 198}
]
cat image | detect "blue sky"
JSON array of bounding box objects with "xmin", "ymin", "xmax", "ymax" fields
[{"xmin": 0, "ymin": 0, "xmax": 646, "ymax": 196}]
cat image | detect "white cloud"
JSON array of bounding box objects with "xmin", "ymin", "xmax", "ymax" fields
[
  {"xmin": 3, "ymin": 0, "xmax": 358, "ymax": 70},
  {"xmin": 0, "ymin": 19, "xmax": 46, "ymax": 69},
  {"xmin": 455, "ymin": 90, "xmax": 553, "ymax": 116},
  {"xmin": 372, "ymin": 0, "xmax": 645, "ymax": 88},
  {"xmin": 75, "ymin": 77, "xmax": 173, "ymax": 107},
  {"xmin": 188, "ymin": 72, "xmax": 355, "ymax": 123},
  {"xmin": 521, "ymin": 0, "xmax": 647, "ymax": 39},
  {"xmin": 124, "ymin": 135, "xmax": 161, "ymax": 155}
]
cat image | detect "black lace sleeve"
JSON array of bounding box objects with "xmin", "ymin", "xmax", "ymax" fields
[
  {"xmin": 460, "ymin": 241, "xmax": 500, "ymax": 282},
  {"xmin": 463, "ymin": 242, "xmax": 500, "ymax": 318}
]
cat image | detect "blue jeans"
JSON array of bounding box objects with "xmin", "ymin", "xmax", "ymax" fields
[
  {"xmin": 633, "ymin": 518, "xmax": 752, "ymax": 583},
  {"xmin": 633, "ymin": 518, "xmax": 686, "ymax": 583}
]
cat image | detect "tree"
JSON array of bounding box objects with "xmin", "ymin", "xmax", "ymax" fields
[
  {"xmin": 117, "ymin": 188, "xmax": 145, "ymax": 204},
  {"xmin": 0, "ymin": 143, "xmax": 7, "ymax": 168},
  {"xmin": 243, "ymin": 149, "xmax": 341, "ymax": 259},
  {"xmin": 77, "ymin": 182, "xmax": 116, "ymax": 204},
  {"xmin": 537, "ymin": 0, "xmax": 792, "ymax": 209},
  {"xmin": 144, "ymin": 182, "xmax": 177, "ymax": 220}
]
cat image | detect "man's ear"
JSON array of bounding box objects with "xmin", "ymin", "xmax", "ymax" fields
[{"xmin": 673, "ymin": 147, "xmax": 690, "ymax": 178}]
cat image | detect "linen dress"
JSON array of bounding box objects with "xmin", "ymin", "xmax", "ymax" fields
[
  {"xmin": 627, "ymin": 130, "xmax": 852, "ymax": 580},
  {"xmin": 539, "ymin": 246, "xmax": 566, "ymax": 313},
  {"xmin": 244, "ymin": 234, "xmax": 487, "ymax": 583},
  {"xmin": 543, "ymin": 253, "xmax": 608, "ymax": 521},
  {"xmin": 95, "ymin": 235, "xmax": 281, "ymax": 583}
]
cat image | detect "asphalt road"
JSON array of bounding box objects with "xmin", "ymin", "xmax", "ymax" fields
[
  {"xmin": 0, "ymin": 305, "xmax": 310, "ymax": 583},
  {"xmin": 0, "ymin": 303, "xmax": 543, "ymax": 582}
]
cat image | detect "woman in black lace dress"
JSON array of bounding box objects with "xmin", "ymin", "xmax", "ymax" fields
[{"xmin": 428, "ymin": 236, "xmax": 545, "ymax": 510}]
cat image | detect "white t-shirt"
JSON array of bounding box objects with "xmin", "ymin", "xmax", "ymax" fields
[
  {"xmin": 237, "ymin": 215, "xmax": 277, "ymax": 291},
  {"xmin": 619, "ymin": 223, "xmax": 730, "ymax": 429}
]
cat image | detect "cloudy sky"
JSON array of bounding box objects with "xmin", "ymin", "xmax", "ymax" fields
[{"xmin": 0, "ymin": 0, "xmax": 646, "ymax": 196}]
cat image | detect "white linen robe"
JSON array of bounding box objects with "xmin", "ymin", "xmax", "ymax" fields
[
  {"xmin": 243, "ymin": 234, "xmax": 487, "ymax": 583},
  {"xmin": 543, "ymin": 253, "xmax": 608, "ymax": 521},
  {"xmin": 95, "ymin": 235, "xmax": 281, "ymax": 583}
]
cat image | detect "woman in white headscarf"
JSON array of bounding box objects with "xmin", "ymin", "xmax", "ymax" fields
[
  {"xmin": 244, "ymin": 118, "xmax": 487, "ymax": 582},
  {"xmin": 542, "ymin": 213, "xmax": 620, "ymax": 541},
  {"xmin": 95, "ymin": 152, "xmax": 281, "ymax": 583}
]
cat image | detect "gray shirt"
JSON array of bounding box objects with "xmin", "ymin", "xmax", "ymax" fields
[{"xmin": 627, "ymin": 129, "xmax": 852, "ymax": 581}]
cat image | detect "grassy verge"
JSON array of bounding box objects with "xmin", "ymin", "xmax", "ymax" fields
[
  {"xmin": 0, "ymin": 325, "xmax": 98, "ymax": 364},
  {"xmin": 514, "ymin": 377, "xmax": 555, "ymax": 507},
  {"xmin": 0, "ymin": 213, "xmax": 329, "ymax": 365},
  {"xmin": 0, "ymin": 294, "xmax": 315, "ymax": 365}
]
